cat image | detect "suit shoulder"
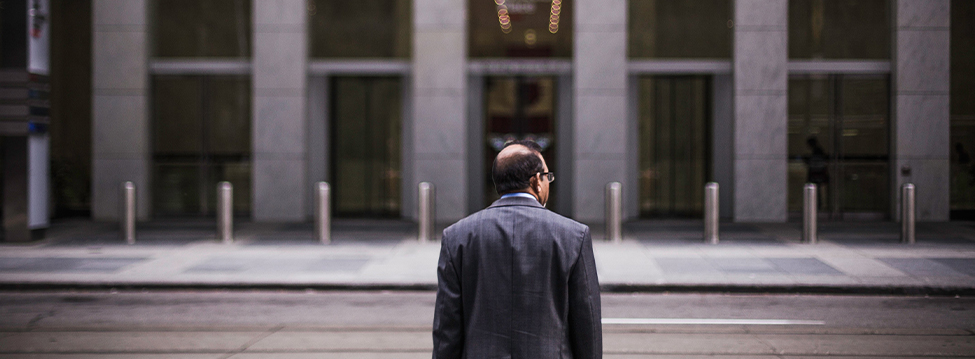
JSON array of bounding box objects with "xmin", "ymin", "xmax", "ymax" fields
[
  {"xmin": 537, "ymin": 209, "xmax": 589, "ymax": 235},
  {"xmin": 443, "ymin": 206, "xmax": 589, "ymax": 239},
  {"xmin": 442, "ymin": 209, "xmax": 490, "ymax": 240},
  {"xmin": 444, "ymin": 210, "xmax": 483, "ymax": 232}
]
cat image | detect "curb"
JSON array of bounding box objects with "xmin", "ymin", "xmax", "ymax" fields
[
  {"xmin": 0, "ymin": 283, "xmax": 437, "ymax": 292},
  {"xmin": 1, "ymin": 282, "xmax": 973, "ymax": 296},
  {"xmin": 600, "ymin": 284, "xmax": 975, "ymax": 296}
]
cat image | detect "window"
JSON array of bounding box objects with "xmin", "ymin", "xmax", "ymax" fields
[
  {"xmin": 629, "ymin": 0, "xmax": 732, "ymax": 59},
  {"xmin": 309, "ymin": 0, "xmax": 411, "ymax": 58},
  {"xmin": 788, "ymin": 75, "xmax": 890, "ymax": 218},
  {"xmin": 469, "ymin": 0, "xmax": 572, "ymax": 58},
  {"xmin": 482, "ymin": 76, "xmax": 559, "ymax": 208},
  {"xmin": 951, "ymin": 0, "xmax": 975, "ymax": 218},
  {"xmin": 638, "ymin": 76, "xmax": 712, "ymax": 217},
  {"xmin": 330, "ymin": 77, "xmax": 402, "ymax": 217},
  {"xmin": 789, "ymin": 0, "xmax": 889, "ymax": 59},
  {"xmin": 152, "ymin": 0, "xmax": 251, "ymax": 58},
  {"xmin": 152, "ymin": 76, "xmax": 251, "ymax": 216}
]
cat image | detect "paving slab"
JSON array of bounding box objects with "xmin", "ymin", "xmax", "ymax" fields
[
  {"xmin": 603, "ymin": 333, "xmax": 775, "ymax": 355},
  {"xmin": 247, "ymin": 331, "xmax": 431, "ymax": 352},
  {"xmin": 0, "ymin": 331, "xmax": 261, "ymax": 353},
  {"xmin": 0, "ymin": 355, "xmax": 224, "ymax": 359},
  {"xmin": 603, "ymin": 333, "xmax": 975, "ymax": 356},
  {"xmin": 228, "ymin": 355, "xmax": 428, "ymax": 359},
  {"xmin": 762, "ymin": 334, "xmax": 975, "ymax": 356}
]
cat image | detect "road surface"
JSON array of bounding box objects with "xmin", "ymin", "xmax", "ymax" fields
[{"xmin": 1, "ymin": 290, "xmax": 973, "ymax": 358}]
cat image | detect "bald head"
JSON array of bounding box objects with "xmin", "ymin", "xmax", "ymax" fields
[
  {"xmin": 496, "ymin": 144, "xmax": 535, "ymax": 169},
  {"xmin": 492, "ymin": 140, "xmax": 545, "ymax": 195}
]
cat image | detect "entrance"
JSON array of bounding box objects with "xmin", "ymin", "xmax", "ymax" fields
[
  {"xmin": 788, "ymin": 75, "xmax": 890, "ymax": 219},
  {"xmin": 638, "ymin": 76, "xmax": 712, "ymax": 218},
  {"xmin": 330, "ymin": 76, "xmax": 402, "ymax": 217},
  {"xmin": 482, "ymin": 76, "xmax": 558, "ymax": 209}
]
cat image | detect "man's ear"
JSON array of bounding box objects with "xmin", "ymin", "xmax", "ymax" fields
[{"xmin": 528, "ymin": 175, "xmax": 539, "ymax": 190}]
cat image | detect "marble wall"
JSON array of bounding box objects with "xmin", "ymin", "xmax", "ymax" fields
[
  {"xmin": 252, "ymin": 0, "xmax": 308, "ymax": 221},
  {"xmin": 893, "ymin": 0, "xmax": 951, "ymax": 221},
  {"xmin": 91, "ymin": 0, "xmax": 149, "ymax": 220},
  {"xmin": 732, "ymin": 0, "xmax": 788, "ymax": 222},
  {"xmin": 410, "ymin": 0, "xmax": 468, "ymax": 223},
  {"xmin": 573, "ymin": 0, "xmax": 628, "ymax": 223},
  {"xmin": 305, "ymin": 77, "xmax": 328, "ymax": 218}
]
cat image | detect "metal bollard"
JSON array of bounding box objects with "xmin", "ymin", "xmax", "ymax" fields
[
  {"xmin": 218, "ymin": 181, "xmax": 233, "ymax": 244},
  {"xmin": 901, "ymin": 183, "xmax": 915, "ymax": 244},
  {"xmin": 803, "ymin": 183, "xmax": 818, "ymax": 244},
  {"xmin": 704, "ymin": 182, "xmax": 719, "ymax": 244},
  {"xmin": 316, "ymin": 182, "xmax": 331, "ymax": 244},
  {"xmin": 605, "ymin": 182, "xmax": 623, "ymax": 243},
  {"xmin": 418, "ymin": 182, "xmax": 435, "ymax": 243},
  {"xmin": 121, "ymin": 181, "xmax": 136, "ymax": 244}
]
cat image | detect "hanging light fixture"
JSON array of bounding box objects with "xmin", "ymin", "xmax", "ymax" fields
[
  {"xmin": 496, "ymin": 0, "xmax": 512, "ymax": 33},
  {"xmin": 548, "ymin": 0, "xmax": 561, "ymax": 33},
  {"xmin": 495, "ymin": 0, "xmax": 562, "ymax": 34}
]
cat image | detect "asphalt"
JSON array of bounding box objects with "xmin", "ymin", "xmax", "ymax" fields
[{"xmin": 1, "ymin": 218, "xmax": 974, "ymax": 295}]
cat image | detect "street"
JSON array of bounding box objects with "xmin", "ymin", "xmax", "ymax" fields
[{"xmin": 1, "ymin": 290, "xmax": 973, "ymax": 358}]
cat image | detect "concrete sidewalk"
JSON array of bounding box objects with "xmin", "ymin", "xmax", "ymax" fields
[{"xmin": 1, "ymin": 219, "xmax": 974, "ymax": 294}]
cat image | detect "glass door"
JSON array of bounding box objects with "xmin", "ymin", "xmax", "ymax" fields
[
  {"xmin": 483, "ymin": 76, "xmax": 558, "ymax": 208},
  {"xmin": 788, "ymin": 75, "xmax": 890, "ymax": 219},
  {"xmin": 638, "ymin": 76, "xmax": 712, "ymax": 218},
  {"xmin": 330, "ymin": 76, "xmax": 402, "ymax": 217}
]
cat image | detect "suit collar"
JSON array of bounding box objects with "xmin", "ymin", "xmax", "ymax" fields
[{"xmin": 488, "ymin": 194, "xmax": 544, "ymax": 209}]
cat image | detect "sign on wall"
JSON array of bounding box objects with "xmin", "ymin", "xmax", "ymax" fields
[{"xmin": 28, "ymin": 0, "xmax": 50, "ymax": 75}]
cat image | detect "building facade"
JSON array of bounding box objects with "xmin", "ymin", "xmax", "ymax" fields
[{"xmin": 15, "ymin": 0, "xmax": 975, "ymax": 233}]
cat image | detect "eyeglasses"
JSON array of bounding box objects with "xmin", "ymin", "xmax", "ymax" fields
[{"xmin": 538, "ymin": 172, "xmax": 555, "ymax": 183}]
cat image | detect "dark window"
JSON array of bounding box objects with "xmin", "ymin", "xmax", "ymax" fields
[
  {"xmin": 638, "ymin": 76, "xmax": 712, "ymax": 217},
  {"xmin": 951, "ymin": 0, "xmax": 975, "ymax": 218},
  {"xmin": 629, "ymin": 0, "xmax": 732, "ymax": 59},
  {"xmin": 309, "ymin": 0, "xmax": 411, "ymax": 58},
  {"xmin": 50, "ymin": 0, "xmax": 92, "ymax": 217},
  {"xmin": 152, "ymin": 76, "xmax": 251, "ymax": 216},
  {"xmin": 152, "ymin": 0, "xmax": 251, "ymax": 58},
  {"xmin": 469, "ymin": 0, "xmax": 572, "ymax": 58},
  {"xmin": 788, "ymin": 75, "xmax": 890, "ymax": 218},
  {"xmin": 331, "ymin": 77, "xmax": 402, "ymax": 217},
  {"xmin": 789, "ymin": 0, "xmax": 890, "ymax": 59},
  {"xmin": 482, "ymin": 76, "xmax": 558, "ymax": 209}
]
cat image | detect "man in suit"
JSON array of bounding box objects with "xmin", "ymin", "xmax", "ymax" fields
[{"xmin": 433, "ymin": 140, "xmax": 602, "ymax": 359}]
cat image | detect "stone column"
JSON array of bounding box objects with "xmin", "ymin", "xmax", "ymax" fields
[
  {"xmin": 573, "ymin": 0, "xmax": 627, "ymax": 223},
  {"xmin": 712, "ymin": 74, "xmax": 735, "ymax": 219},
  {"xmin": 732, "ymin": 0, "xmax": 788, "ymax": 222},
  {"xmin": 252, "ymin": 0, "xmax": 308, "ymax": 221},
  {"xmin": 410, "ymin": 0, "xmax": 467, "ymax": 222},
  {"xmin": 91, "ymin": 0, "xmax": 149, "ymax": 220},
  {"xmin": 893, "ymin": 0, "xmax": 950, "ymax": 221}
]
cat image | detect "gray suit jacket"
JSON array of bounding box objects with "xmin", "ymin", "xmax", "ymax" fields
[{"xmin": 433, "ymin": 195, "xmax": 602, "ymax": 359}]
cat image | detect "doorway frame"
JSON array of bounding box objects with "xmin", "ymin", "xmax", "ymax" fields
[
  {"xmin": 786, "ymin": 72, "xmax": 893, "ymax": 221},
  {"xmin": 307, "ymin": 60, "xmax": 412, "ymax": 219},
  {"xmin": 633, "ymin": 75, "xmax": 716, "ymax": 218},
  {"xmin": 627, "ymin": 60, "xmax": 735, "ymax": 219},
  {"xmin": 467, "ymin": 60, "xmax": 574, "ymax": 216},
  {"xmin": 787, "ymin": 60, "xmax": 892, "ymax": 220}
]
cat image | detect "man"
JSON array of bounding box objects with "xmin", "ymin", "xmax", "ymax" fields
[
  {"xmin": 433, "ymin": 140, "xmax": 602, "ymax": 359},
  {"xmin": 805, "ymin": 137, "xmax": 830, "ymax": 212}
]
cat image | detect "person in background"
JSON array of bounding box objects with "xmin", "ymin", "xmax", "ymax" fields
[{"xmin": 806, "ymin": 137, "xmax": 830, "ymax": 213}]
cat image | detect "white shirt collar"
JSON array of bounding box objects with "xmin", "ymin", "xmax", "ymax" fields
[{"xmin": 501, "ymin": 192, "xmax": 538, "ymax": 201}]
